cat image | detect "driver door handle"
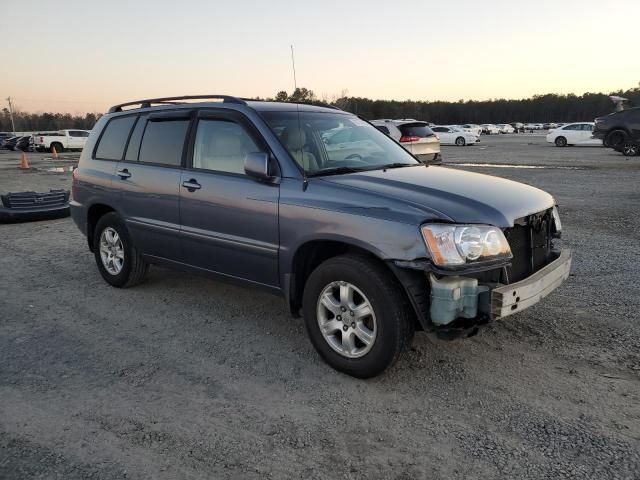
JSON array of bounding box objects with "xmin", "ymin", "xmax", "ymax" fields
[
  {"xmin": 116, "ymin": 168, "xmax": 131, "ymax": 179},
  {"xmin": 182, "ymin": 179, "xmax": 201, "ymax": 191}
]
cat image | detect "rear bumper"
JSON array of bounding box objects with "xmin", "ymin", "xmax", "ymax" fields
[{"xmin": 416, "ymin": 152, "xmax": 442, "ymax": 164}]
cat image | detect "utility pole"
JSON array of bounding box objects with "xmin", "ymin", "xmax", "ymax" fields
[{"xmin": 6, "ymin": 97, "xmax": 16, "ymax": 133}]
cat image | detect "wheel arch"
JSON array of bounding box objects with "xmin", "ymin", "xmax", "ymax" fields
[
  {"xmin": 86, "ymin": 203, "xmax": 117, "ymax": 252},
  {"xmin": 286, "ymin": 239, "xmax": 426, "ymax": 330}
]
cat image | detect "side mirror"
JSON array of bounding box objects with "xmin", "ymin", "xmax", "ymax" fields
[{"xmin": 244, "ymin": 152, "xmax": 273, "ymax": 181}]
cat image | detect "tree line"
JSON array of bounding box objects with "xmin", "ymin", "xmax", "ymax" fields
[
  {"xmin": 2, "ymin": 86, "xmax": 638, "ymax": 132},
  {"xmin": 274, "ymin": 87, "xmax": 640, "ymax": 124},
  {"xmin": 0, "ymin": 110, "xmax": 100, "ymax": 133}
]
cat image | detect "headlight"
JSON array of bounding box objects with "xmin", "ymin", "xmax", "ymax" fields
[
  {"xmin": 421, "ymin": 224, "xmax": 512, "ymax": 267},
  {"xmin": 552, "ymin": 205, "xmax": 562, "ymax": 236}
]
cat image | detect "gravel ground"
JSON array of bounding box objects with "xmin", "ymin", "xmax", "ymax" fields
[{"xmin": 1, "ymin": 136, "xmax": 639, "ymax": 479}]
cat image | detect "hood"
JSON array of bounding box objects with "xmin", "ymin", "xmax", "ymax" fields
[{"xmin": 319, "ymin": 165, "xmax": 555, "ymax": 227}]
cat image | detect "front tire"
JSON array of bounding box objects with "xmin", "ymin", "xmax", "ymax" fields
[
  {"xmin": 622, "ymin": 142, "xmax": 639, "ymax": 157},
  {"xmin": 93, "ymin": 212, "xmax": 148, "ymax": 288},
  {"xmin": 455, "ymin": 136, "xmax": 466, "ymax": 146},
  {"xmin": 302, "ymin": 254, "xmax": 415, "ymax": 378},
  {"xmin": 555, "ymin": 136, "xmax": 567, "ymax": 147}
]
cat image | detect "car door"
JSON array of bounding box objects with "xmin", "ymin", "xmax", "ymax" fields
[
  {"xmin": 67, "ymin": 131, "xmax": 82, "ymax": 149},
  {"xmin": 433, "ymin": 127, "xmax": 452, "ymax": 144},
  {"xmin": 560, "ymin": 124, "xmax": 579, "ymax": 144},
  {"xmin": 112, "ymin": 111, "xmax": 189, "ymax": 262},
  {"xmin": 179, "ymin": 109, "xmax": 280, "ymax": 287}
]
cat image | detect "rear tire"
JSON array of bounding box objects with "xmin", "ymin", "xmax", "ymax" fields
[
  {"xmin": 302, "ymin": 254, "xmax": 415, "ymax": 378},
  {"xmin": 51, "ymin": 142, "xmax": 64, "ymax": 153},
  {"xmin": 605, "ymin": 130, "xmax": 627, "ymax": 149},
  {"xmin": 455, "ymin": 136, "xmax": 466, "ymax": 146},
  {"xmin": 555, "ymin": 136, "xmax": 567, "ymax": 147},
  {"xmin": 93, "ymin": 212, "xmax": 148, "ymax": 288}
]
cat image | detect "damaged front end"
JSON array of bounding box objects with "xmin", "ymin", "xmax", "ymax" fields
[{"xmin": 390, "ymin": 208, "xmax": 571, "ymax": 339}]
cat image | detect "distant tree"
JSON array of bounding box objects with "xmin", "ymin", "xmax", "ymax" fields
[{"xmin": 274, "ymin": 91, "xmax": 288, "ymax": 102}]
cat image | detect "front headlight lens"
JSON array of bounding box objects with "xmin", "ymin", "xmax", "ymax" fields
[{"xmin": 421, "ymin": 224, "xmax": 512, "ymax": 267}]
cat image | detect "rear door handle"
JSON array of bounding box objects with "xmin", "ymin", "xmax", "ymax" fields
[
  {"xmin": 116, "ymin": 168, "xmax": 131, "ymax": 179},
  {"xmin": 182, "ymin": 179, "xmax": 201, "ymax": 191}
]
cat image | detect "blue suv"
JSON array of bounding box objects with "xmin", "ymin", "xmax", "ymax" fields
[{"xmin": 71, "ymin": 95, "xmax": 571, "ymax": 377}]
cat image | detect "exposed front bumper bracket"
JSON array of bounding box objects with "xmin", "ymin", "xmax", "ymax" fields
[{"xmin": 491, "ymin": 249, "xmax": 571, "ymax": 319}]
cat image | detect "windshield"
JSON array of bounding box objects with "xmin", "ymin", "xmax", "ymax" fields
[{"xmin": 261, "ymin": 111, "xmax": 419, "ymax": 175}]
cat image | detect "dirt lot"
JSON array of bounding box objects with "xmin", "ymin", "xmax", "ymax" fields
[{"xmin": 1, "ymin": 136, "xmax": 639, "ymax": 479}]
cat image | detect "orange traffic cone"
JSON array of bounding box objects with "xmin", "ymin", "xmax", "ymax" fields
[
  {"xmin": 19, "ymin": 152, "xmax": 30, "ymax": 170},
  {"xmin": 51, "ymin": 146, "xmax": 58, "ymax": 159}
]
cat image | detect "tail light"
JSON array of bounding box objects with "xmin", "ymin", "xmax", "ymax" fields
[{"xmin": 399, "ymin": 135, "xmax": 420, "ymax": 143}]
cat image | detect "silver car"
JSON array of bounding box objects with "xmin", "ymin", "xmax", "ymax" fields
[{"xmin": 371, "ymin": 119, "xmax": 441, "ymax": 164}]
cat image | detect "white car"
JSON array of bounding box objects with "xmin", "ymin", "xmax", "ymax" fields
[
  {"xmin": 481, "ymin": 124, "xmax": 501, "ymax": 135},
  {"xmin": 496, "ymin": 124, "xmax": 515, "ymax": 134},
  {"xmin": 546, "ymin": 122, "xmax": 603, "ymax": 147},
  {"xmin": 458, "ymin": 124, "xmax": 483, "ymax": 136},
  {"xmin": 371, "ymin": 119, "xmax": 441, "ymax": 163},
  {"xmin": 431, "ymin": 126, "xmax": 479, "ymax": 146}
]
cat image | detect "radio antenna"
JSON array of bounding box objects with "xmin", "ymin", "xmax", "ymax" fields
[
  {"xmin": 290, "ymin": 44, "xmax": 308, "ymax": 190},
  {"xmin": 290, "ymin": 45, "xmax": 298, "ymax": 91}
]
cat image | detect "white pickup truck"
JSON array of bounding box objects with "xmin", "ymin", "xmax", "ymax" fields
[{"xmin": 33, "ymin": 129, "xmax": 91, "ymax": 152}]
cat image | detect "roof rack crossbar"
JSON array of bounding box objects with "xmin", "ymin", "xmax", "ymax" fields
[{"xmin": 108, "ymin": 95, "xmax": 247, "ymax": 113}]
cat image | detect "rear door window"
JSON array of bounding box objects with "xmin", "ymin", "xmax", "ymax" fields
[
  {"xmin": 398, "ymin": 123, "xmax": 434, "ymax": 138},
  {"xmin": 95, "ymin": 116, "xmax": 137, "ymax": 160},
  {"xmin": 138, "ymin": 119, "xmax": 189, "ymax": 166}
]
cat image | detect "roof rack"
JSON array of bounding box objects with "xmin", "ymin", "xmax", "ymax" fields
[
  {"xmin": 239, "ymin": 98, "xmax": 342, "ymax": 111},
  {"xmin": 108, "ymin": 95, "xmax": 247, "ymax": 113}
]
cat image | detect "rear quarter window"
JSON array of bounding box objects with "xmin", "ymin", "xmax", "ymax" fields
[
  {"xmin": 398, "ymin": 123, "xmax": 434, "ymax": 138},
  {"xmin": 95, "ymin": 116, "xmax": 137, "ymax": 160}
]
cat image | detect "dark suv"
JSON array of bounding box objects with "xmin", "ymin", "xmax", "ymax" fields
[
  {"xmin": 71, "ymin": 95, "xmax": 571, "ymax": 378},
  {"xmin": 594, "ymin": 106, "xmax": 640, "ymax": 156}
]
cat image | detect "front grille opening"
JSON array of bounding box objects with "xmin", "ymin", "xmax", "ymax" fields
[{"xmin": 503, "ymin": 209, "xmax": 553, "ymax": 283}]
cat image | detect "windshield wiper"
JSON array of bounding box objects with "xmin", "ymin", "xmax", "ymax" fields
[
  {"xmin": 307, "ymin": 166, "xmax": 368, "ymax": 177},
  {"xmin": 378, "ymin": 162, "xmax": 421, "ymax": 170}
]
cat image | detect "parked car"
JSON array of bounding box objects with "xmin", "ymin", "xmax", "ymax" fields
[
  {"xmin": 15, "ymin": 136, "xmax": 33, "ymax": 152},
  {"xmin": 593, "ymin": 106, "xmax": 640, "ymax": 150},
  {"xmin": 1, "ymin": 136, "xmax": 18, "ymax": 150},
  {"xmin": 546, "ymin": 122, "xmax": 602, "ymax": 147},
  {"xmin": 458, "ymin": 124, "xmax": 483, "ymax": 136},
  {"xmin": 70, "ymin": 95, "xmax": 570, "ymax": 378},
  {"xmin": 496, "ymin": 124, "xmax": 515, "ymax": 134},
  {"xmin": 481, "ymin": 124, "xmax": 501, "ymax": 135},
  {"xmin": 33, "ymin": 129, "xmax": 91, "ymax": 152},
  {"xmin": 431, "ymin": 126, "xmax": 479, "ymax": 146},
  {"xmin": 370, "ymin": 120, "xmax": 441, "ymax": 164},
  {"xmin": 0, "ymin": 132, "xmax": 14, "ymax": 144}
]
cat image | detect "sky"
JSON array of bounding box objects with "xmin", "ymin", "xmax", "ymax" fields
[{"xmin": 3, "ymin": 0, "xmax": 639, "ymax": 114}]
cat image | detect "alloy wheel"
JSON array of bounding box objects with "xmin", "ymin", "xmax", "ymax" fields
[
  {"xmin": 316, "ymin": 281, "xmax": 377, "ymax": 358},
  {"xmin": 99, "ymin": 227, "xmax": 124, "ymax": 275}
]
